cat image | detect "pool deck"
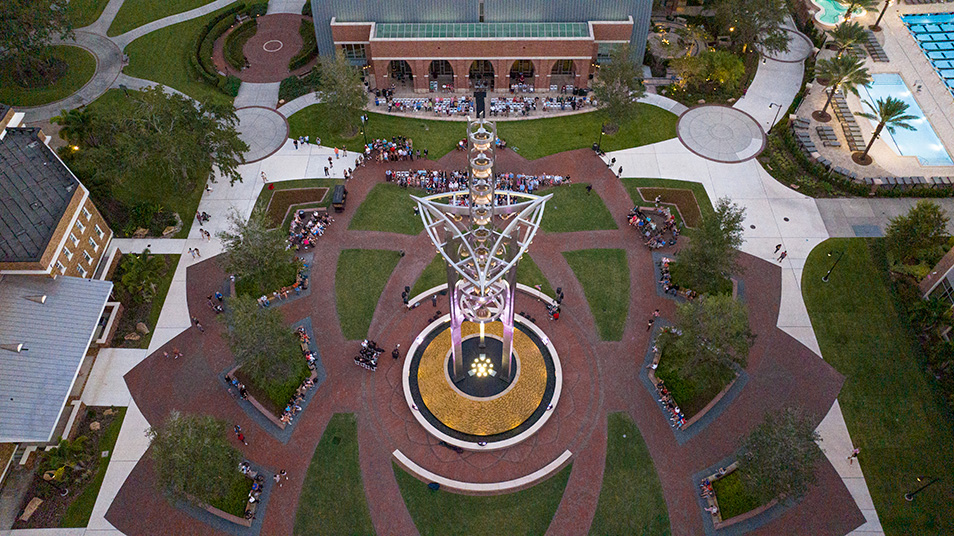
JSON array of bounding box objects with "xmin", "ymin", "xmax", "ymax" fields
[{"xmin": 798, "ymin": 5, "xmax": 954, "ymax": 178}]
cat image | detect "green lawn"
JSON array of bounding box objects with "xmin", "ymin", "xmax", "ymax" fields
[
  {"xmin": 712, "ymin": 470, "xmax": 761, "ymax": 521},
  {"xmin": 590, "ymin": 412, "xmax": 671, "ymax": 535},
  {"xmin": 540, "ymin": 184, "xmax": 617, "ymax": 233},
  {"xmin": 620, "ymin": 178, "xmax": 715, "ymax": 227},
  {"xmin": 655, "ymin": 341, "xmax": 736, "ymax": 418},
  {"xmin": 667, "ymin": 260, "xmax": 733, "ymax": 297},
  {"xmin": 110, "ymin": 254, "xmax": 180, "ymax": 348},
  {"xmin": 294, "ymin": 413, "xmax": 375, "ymax": 536},
  {"xmin": 67, "ymin": 0, "xmax": 111, "ymax": 27},
  {"xmin": 563, "ymin": 249, "xmax": 629, "ymax": 340},
  {"xmin": 208, "ymin": 470, "xmax": 254, "ymax": 517},
  {"xmin": 336, "ymin": 249, "xmax": 402, "ymax": 340},
  {"xmin": 108, "ymin": 0, "xmax": 217, "ymax": 36},
  {"xmin": 60, "ymin": 407, "xmax": 127, "ymax": 527},
  {"xmin": 0, "ymin": 46, "xmax": 96, "ymax": 107},
  {"xmin": 410, "ymin": 254, "xmax": 554, "ymax": 298},
  {"xmin": 349, "ymin": 183, "xmax": 425, "ymax": 235},
  {"xmin": 252, "ymin": 178, "xmax": 342, "ymax": 212},
  {"xmin": 802, "ymin": 238, "xmax": 954, "ymax": 535},
  {"xmin": 395, "ymin": 463, "xmax": 570, "ymax": 536},
  {"xmin": 288, "ymin": 105, "xmax": 677, "ymax": 160},
  {"xmin": 123, "ymin": 4, "xmax": 235, "ymax": 106},
  {"xmin": 234, "ymin": 258, "xmax": 299, "ymax": 298}
]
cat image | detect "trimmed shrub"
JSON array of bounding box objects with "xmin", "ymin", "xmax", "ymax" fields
[
  {"xmin": 224, "ymin": 19, "xmax": 257, "ymax": 71},
  {"xmin": 289, "ymin": 18, "xmax": 318, "ymax": 71}
]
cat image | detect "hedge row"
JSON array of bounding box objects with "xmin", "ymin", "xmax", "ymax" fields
[
  {"xmin": 224, "ymin": 19, "xmax": 257, "ymax": 71},
  {"xmin": 188, "ymin": 2, "xmax": 267, "ymax": 97},
  {"xmin": 289, "ymin": 18, "xmax": 318, "ymax": 71}
]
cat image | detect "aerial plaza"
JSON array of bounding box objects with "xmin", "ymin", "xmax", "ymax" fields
[{"xmin": 3, "ymin": 0, "xmax": 954, "ymax": 535}]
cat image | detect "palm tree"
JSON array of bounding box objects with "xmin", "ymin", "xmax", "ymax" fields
[
  {"xmin": 813, "ymin": 55, "xmax": 871, "ymax": 122},
  {"xmin": 842, "ymin": 0, "xmax": 879, "ymax": 22},
  {"xmin": 828, "ymin": 21, "xmax": 867, "ymax": 57},
  {"xmin": 118, "ymin": 248, "xmax": 165, "ymax": 303},
  {"xmin": 855, "ymin": 96, "xmax": 917, "ymax": 162},
  {"xmin": 51, "ymin": 108, "xmax": 94, "ymax": 146},
  {"xmin": 871, "ymin": 0, "xmax": 892, "ymax": 31}
]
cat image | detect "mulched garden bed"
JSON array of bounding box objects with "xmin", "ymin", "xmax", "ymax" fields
[
  {"xmin": 265, "ymin": 187, "xmax": 328, "ymax": 228},
  {"xmin": 636, "ymin": 187, "xmax": 703, "ymax": 228},
  {"xmin": 14, "ymin": 406, "xmax": 127, "ymax": 529}
]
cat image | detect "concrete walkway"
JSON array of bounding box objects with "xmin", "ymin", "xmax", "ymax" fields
[
  {"xmin": 266, "ymin": 0, "xmax": 307, "ymax": 15},
  {"xmin": 79, "ymin": 0, "xmax": 126, "ymax": 34},
  {"xmin": 110, "ymin": 0, "xmax": 238, "ymax": 50}
]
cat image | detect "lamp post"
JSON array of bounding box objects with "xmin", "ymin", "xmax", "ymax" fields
[
  {"xmin": 904, "ymin": 477, "xmax": 940, "ymax": 501},
  {"xmin": 597, "ymin": 123, "xmax": 605, "ymax": 153},
  {"xmin": 360, "ymin": 114, "xmax": 369, "ymax": 147},
  {"xmin": 769, "ymin": 102, "xmax": 782, "ymax": 130},
  {"xmin": 822, "ymin": 250, "xmax": 845, "ymax": 282}
]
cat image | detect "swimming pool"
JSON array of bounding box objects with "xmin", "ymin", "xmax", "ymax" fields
[
  {"xmin": 902, "ymin": 12, "xmax": 954, "ymax": 96},
  {"xmin": 857, "ymin": 73, "xmax": 953, "ymax": 166},
  {"xmin": 812, "ymin": 0, "xmax": 864, "ymax": 27}
]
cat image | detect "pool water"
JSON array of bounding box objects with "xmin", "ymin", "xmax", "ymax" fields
[
  {"xmin": 857, "ymin": 73, "xmax": 953, "ymax": 166},
  {"xmin": 902, "ymin": 12, "xmax": 954, "ymax": 96},
  {"xmin": 813, "ymin": 0, "xmax": 863, "ymax": 26}
]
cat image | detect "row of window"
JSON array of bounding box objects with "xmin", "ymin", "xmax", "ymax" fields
[{"xmin": 57, "ymin": 204, "xmax": 104, "ymax": 277}]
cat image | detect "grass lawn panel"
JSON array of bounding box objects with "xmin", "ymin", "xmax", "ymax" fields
[
  {"xmin": 235, "ymin": 354, "xmax": 310, "ymax": 416},
  {"xmin": 634, "ymin": 188, "xmax": 703, "ymax": 228},
  {"xmin": 60, "ymin": 407, "xmax": 127, "ymax": 527},
  {"xmin": 563, "ymin": 249, "xmax": 629, "ymax": 340},
  {"xmin": 110, "ymin": 254, "xmax": 179, "ymax": 348},
  {"xmin": 336, "ymin": 249, "xmax": 402, "ymax": 340},
  {"xmin": 107, "ymin": 0, "xmax": 216, "ymax": 36},
  {"xmin": 668, "ymin": 260, "xmax": 733, "ymax": 297},
  {"xmin": 349, "ymin": 183, "xmax": 425, "ymax": 235},
  {"xmin": 288, "ymin": 105, "xmax": 677, "ymax": 160},
  {"xmin": 293, "ymin": 413, "xmax": 374, "ymax": 536},
  {"xmin": 496, "ymin": 106, "xmax": 678, "ymax": 160},
  {"xmin": 395, "ymin": 462, "xmax": 570, "ymax": 536},
  {"xmin": 411, "ymin": 254, "xmax": 554, "ymax": 298},
  {"xmin": 712, "ymin": 470, "xmax": 761, "ymax": 521},
  {"xmin": 265, "ymin": 187, "xmax": 329, "ymax": 227},
  {"xmin": 68, "ymin": 0, "xmax": 111, "ymax": 27},
  {"xmin": 590, "ymin": 412, "xmax": 671, "ymax": 535},
  {"xmin": 0, "ymin": 46, "xmax": 96, "ymax": 107},
  {"xmin": 252, "ymin": 178, "xmax": 342, "ymax": 214},
  {"xmin": 540, "ymin": 184, "xmax": 617, "ymax": 233},
  {"xmin": 207, "ymin": 469, "xmax": 254, "ymax": 517},
  {"xmin": 621, "ymin": 178, "xmax": 714, "ymax": 225},
  {"xmin": 654, "ymin": 343, "xmax": 736, "ymax": 417},
  {"xmin": 123, "ymin": 5, "xmax": 235, "ymax": 106},
  {"xmin": 803, "ymin": 238, "xmax": 954, "ymax": 535},
  {"xmin": 234, "ymin": 260, "xmax": 299, "ymax": 299}
]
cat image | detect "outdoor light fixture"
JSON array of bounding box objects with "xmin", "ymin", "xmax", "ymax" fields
[{"xmin": 470, "ymin": 355, "xmax": 494, "ymax": 377}]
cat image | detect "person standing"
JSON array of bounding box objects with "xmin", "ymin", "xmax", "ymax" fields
[
  {"xmin": 392, "ymin": 345, "xmax": 401, "ymax": 360},
  {"xmin": 847, "ymin": 447, "xmax": 860, "ymax": 465},
  {"xmin": 777, "ymin": 250, "xmax": 787, "ymax": 262},
  {"xmin": 774, "ymin": 243, "xmax": 782, "ymax": 254}
]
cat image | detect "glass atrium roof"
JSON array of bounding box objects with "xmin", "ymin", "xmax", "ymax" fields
[{"xmin": 374, "ymin": 22, "xmax": 590, "ymax": 39}]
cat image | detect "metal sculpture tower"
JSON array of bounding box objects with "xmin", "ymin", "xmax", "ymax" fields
[{"xmin": 413, "ymin": 118, "xmax": 550, "ymax": 382}]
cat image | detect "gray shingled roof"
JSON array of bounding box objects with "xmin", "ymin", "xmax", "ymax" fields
[
  {"xmin": 0, "ymin": 274, "xmax": 112, "ymax": 443},
  {"xmin": 0, "ymin": 128, "xmax": 80, "ymax": 263}
]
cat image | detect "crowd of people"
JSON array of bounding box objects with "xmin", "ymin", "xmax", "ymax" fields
[
  {"xmin": 648, "ymin": 332, "xmax": 687, "ymax": 429},
  {"xmin": 288, "ymin": 209, "xmax": 333, "ymax": 251},
  {"xmin": 254, "ymin": 269, "xmax": 309, "ymax": 308},
  {"xmin": 385, "ymin": 169, "xmax": 571, "ymax": 196},
  {"xmin": 237, "ymin": 461, "xmax": 266, "ymax": 519},
  {"xmin": 355, "ymin": 339, "xmax": 383, "ymax": 371},
  {"xmin": 658, "ymin": 256, "xmax": 698, "ymax": 300},
  {"xmin": 364, "ymin": 136, "xmax": 423, "ymax": 162},
  {"xmin": 627, "ymin": 203, "xmax": 680, "ymax": 250},
  {"xmin": 375, "ymin": 96, "xmax": 475, "ymax": 116}
]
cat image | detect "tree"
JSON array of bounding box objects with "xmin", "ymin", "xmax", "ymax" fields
[
  {"xmin": 715, "ymin": 0, "xmax": 789, "ymax": 55},
  {"xmin": 740, "ymin": 407, "xmax": 822, "ymax": 503},
  {"xmin": 828, "ymin": 21, "xmax": 867, "ymax": 57},
  {"xmin": 52, "ymin": 108, "xmax": 96, "ymax": 147},
  {"xmin": 591, "ymin": 43, "xmax": 646, "ymax": 130},
  {"xmin": 61, "ymin": 86, "xmax": 247, "ymax": 189},
  {"xmin": 678, "ymin": 197, "xmax": 746, "ymax": 294},
  {"xmin": 668, "ymin": 293, "xmax": 753, "ymax": 373},
  {"xmin": 871, "ymin": 0, "xmax": 892, "ymax": 31},
  {"xmin": 217, "ymin": 208, "xmax": 297, "ymax": 296},
  {"xmin": 885, "ymin": 201, "xmax": 950, "ymax": 263},
  {"xmin": 841, "ymin": 0, "xmax": 879, "ymax": 22},
  {"xmin": 0, "ymin": 0, "xmax": 74, "ymax": 82},
  {"xmin": 671, "ymin": 50, "xmax": 745, "ymax": 93},
  {"xmin": 226, "ymin": 294, "xmax": 305, "ymax": 390},
  {"xmin": 855, "ymin": 96, "xmax": 917, "ymax": 163},
  {"xmin": 813, "ymin": 55, "xmax": 870, "ymax": 122},
  {"xmin": 148, "ymin": 411, "xmax": 243, "ymax": 507},
  {"xmin": 315, "ymin": 49, "xmax": 367, "ymax": 136},
  {"xmin": 117, "ymin": 248, "xmax": 165, "ymax": 303}
]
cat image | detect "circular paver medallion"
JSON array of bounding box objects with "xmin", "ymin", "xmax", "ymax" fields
[
  {"xmin": 262, "ymin": 39, "xmax": 284, "ymax": 52},
  {"xmin": 234, "ymin": 106, "xmax": 289, "ymax": 163},
  {"xmin": 677, "ymin": 105, "xmax": 767, "ymax": 163}
]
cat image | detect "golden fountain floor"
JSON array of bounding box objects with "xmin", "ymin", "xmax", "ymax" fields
[{"xmin": 417, "ymin": 322, "xmax": 547, "ymax": 436}]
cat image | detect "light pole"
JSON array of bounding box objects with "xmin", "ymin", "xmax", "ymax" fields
[
  {"xmin": 597, "ymin": 123, "xmax": 605, "ymax": 154},
  {"xmin": 822, "ymin": 250, "xmax": 845, "ymax": 282},
  {"xmin": 769, "ymin": 102, "xmax": 782, "ymax": 130},
  {"xmin": 360, "ymin": 114, "xmax": 369, "ymax": 147},
  {"xmin": 904, "ymin": 477, "xmax": 940, "ymax": 501}
]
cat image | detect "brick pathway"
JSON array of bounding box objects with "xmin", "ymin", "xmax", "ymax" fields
[
  {"xmin": 106, "ymin": 149, "xmax": 865, "ymax": 535},
  {"xmin": 214, "ymin": 14, "xmax": 318, "ymax": 84}
]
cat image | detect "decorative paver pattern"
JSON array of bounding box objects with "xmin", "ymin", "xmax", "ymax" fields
[{"xmin": 677, "ymin": 106, "xmax": 767, "ymax": 163}]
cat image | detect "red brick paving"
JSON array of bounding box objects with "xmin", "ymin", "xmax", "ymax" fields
[
  {"xmin": 107, "ymin": 148, "xmax": 865, "ymax": 535},
  {"xmin": 213, "ymin": 14, "xmax": 318, "ymax": 84}
]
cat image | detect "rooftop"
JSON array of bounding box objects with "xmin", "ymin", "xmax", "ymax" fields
[
  {"xmin": 0, "ymin": 127, "xmax": 81, "ymax": 264},
  {"xmin": 0, "ymin": 274, "xmax": 112, "ymax": 443},
  {"xmin": 374, "ymin": 22, "xmax": 591, "ymax": 40}
]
